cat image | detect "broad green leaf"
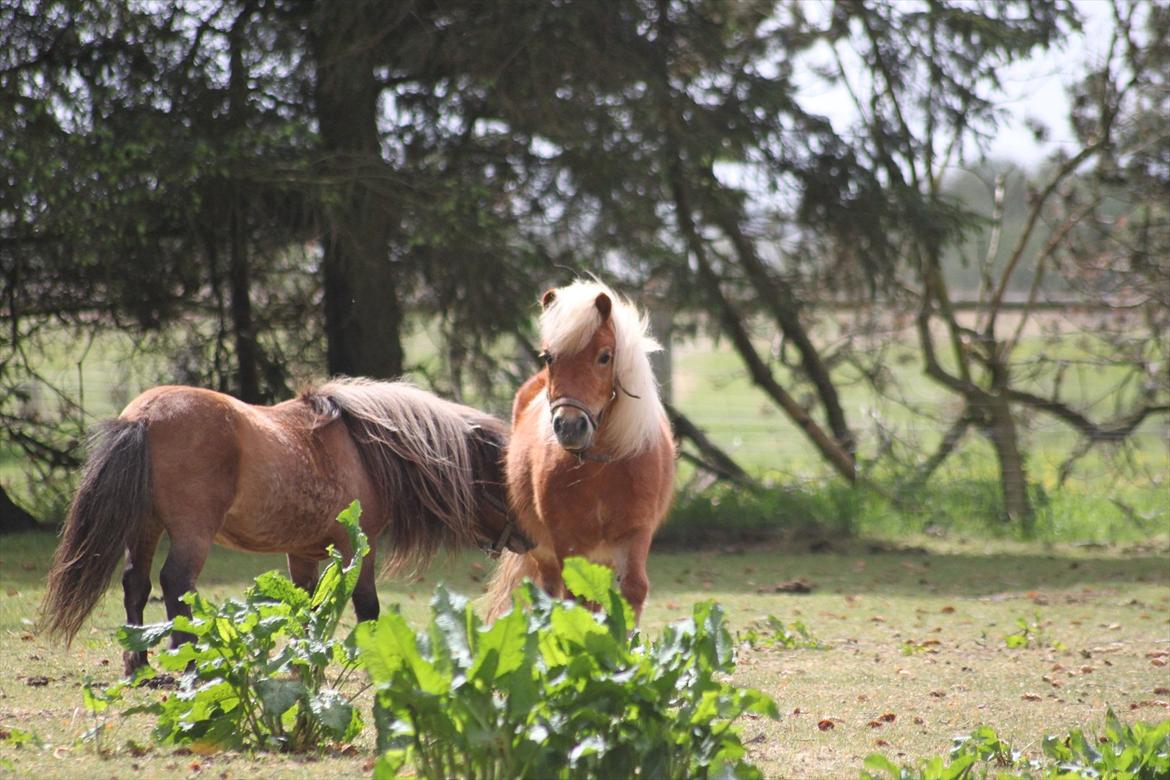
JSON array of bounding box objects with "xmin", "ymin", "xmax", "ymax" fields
[
  {"xmin": 155, "ymin": 642, "xmax": 207, "ymax": 671},
  {"xmin": 309, "ymin": 689, "xmax": 359, "ymax": 739},
  {"xmin": 253, "ymin": 570, "xmax": 310, "ymax": 612},
  {"xmin": 561, "ymin": 556, "xmax": 615, "ymax": 604},
  {"xmin": 942, "ymin": 753, "xmax": 975, "ymax": 779},
  {"xmin": 116, "ymin": 621, "xmax": 173, "ymax": 651},
  {"xmin": 430, "ymin": 585, "xmax": 472, "ymax": 672},
  {"xmin": 469, "ymin": 603, "xmax": 528, "ymax": 681},
  {"xmin": 357, "ymin": 611, "xmax": 449, "ymax": 695},
  {"xmin": 255, "ymin": 678, "xmax": 304, "ymax": 719},
  {"xmin": 170, "ymin": 614, "xmax": 202, "ymax": 636},
  {"xmin": 310, "ymin": 562, "xmax": 342, "ymax": 610},
  {"xmin": 82, "ymin": 679, "xmax": 113, "ymax": 715},
  {"xmin": 336, "ymin": 500, "xmax": 369, "ymax": 564},
  {"xmin": 354, "ymin": 613, "xmax": 410, "ymax": 682},
  {"xmin": 549, "ymin": 604, "xmax": 608, "ymax": 648},
  {"xmin": 373, "ymin": 749, "xmax": 409, "ymax": 780},
  {"xmin": 693, "ymin": 600, "xmax": 734, "ymax": 672},
  {"xmin": 863, "ymin": 753, "xmax": 902, "ymax": 777}
]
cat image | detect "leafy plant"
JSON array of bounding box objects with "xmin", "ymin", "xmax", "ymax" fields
[
  {"xmin": 740, "ymin": 615, "xmax": 825, "ymax": 651},
  {"xmin": 112, "ymin": 500, "xmax": 369, "ymax": 752},
  {"xmin": 357, "ymin": 557, "xmax": 778, "ymax": 780},
  {"xmin": 1041, "ymin": 708, "xmax": 1170, "ymax": 779},
  {"xmin": 81, "ymin": 675, "xmax": 127, "ymax": 754},
  {"xmin": 0, "ymin": 726, "xmax": 42, "ymax": 750},
  {"xmin": 1002, "ymin": 614, "xmax": 1064, "ymax": 651},
  {"xmin": 861, "ymin": 710, "xmax": 1170, "ymax": 779}
]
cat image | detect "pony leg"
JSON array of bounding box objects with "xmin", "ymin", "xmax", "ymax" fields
[
  {"xmin": 158, "ymin": 534, "xmax": 212, "ymax": 649},
  {"xmin": 351, "ymin": 551, "xmax": 380, "ymax": 623},
  {"xmin": 615, "ymin": 530, "xmax": 653, "ymax": 622},
  {"xmin": 287, "ymin": 554, "xmax": 319, "ymax": 595},
  {"xmin": 122, "ymin": 526, "xmax": 163, "ymax": 676}
]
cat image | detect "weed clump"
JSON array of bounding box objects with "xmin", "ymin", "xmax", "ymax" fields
[{"xmin": 358, "ymin": 557, "xmax": 778, "ymax": 780}]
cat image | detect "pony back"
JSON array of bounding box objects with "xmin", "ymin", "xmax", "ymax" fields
[{"xmin": 305, "ymin": 378, "xmax": 508, "ymax": 572}]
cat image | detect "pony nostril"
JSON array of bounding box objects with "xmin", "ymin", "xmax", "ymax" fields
[{"xmin": 552, "ymin": 410, "xmax": 590, "ymax": 444}]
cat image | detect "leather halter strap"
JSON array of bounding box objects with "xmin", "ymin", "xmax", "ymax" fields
[
  {"xmin": 543, "ymin": 338, "xmax": 643, "ymax": 464},
  {"xmin": 489, "ymin": 516, "xmax": 521, "ymax": 556},
  {"xmin": 481, "ymin": 490, "xmax": 530, "ymax": 557},
  {"xmin": 548, "ymin": 388, "xmax": 616, "ymax": 431},
  {"xmin": 547, "ymin": 386, "xmax": 619, "ymax": 464}
]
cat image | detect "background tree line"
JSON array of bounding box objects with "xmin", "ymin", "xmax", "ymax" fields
[{"xmin": 1, "ymin": 0, "xmax": 1166, "ymax": 531}]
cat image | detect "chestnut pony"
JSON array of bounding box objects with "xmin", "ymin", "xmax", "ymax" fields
[
  {"xmin": 486, "ymin": 280, "xmax": 675, "ymax": 620},
  {"xmin": 42, "ymin": 378, "xmax": 530, "ymax": 675}
]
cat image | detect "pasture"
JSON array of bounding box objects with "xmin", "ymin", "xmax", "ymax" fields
[
  {"xmin": 1, "ymin": 315, "xmax": 1167, "ymax": 778},
  {"xmin": 1, "ymin": 532, "xmax": 1167, "ymax": 778}
]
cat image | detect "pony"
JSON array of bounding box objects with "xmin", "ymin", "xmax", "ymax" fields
[
  {"xmin": 486, "ymin": 280, "xmax": 675, "ymax": 620},
  {"xmin": 42, "ymin": 377, "xmax": 531, "ymax": 675}
]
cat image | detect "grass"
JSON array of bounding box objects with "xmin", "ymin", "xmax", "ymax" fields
[
  {"xmin": 662, "ymin": 458, "xmax": 1168, "ymax": 549},
  {"xmin": 668, "ymin": 321, "xmax": 1168, "ymax": 546},
  {"xmin": 4, "ymin": 312, "xmax": 1166, "ymax": 532},
  {"xmin": 1, "ymin": 314, "xmax": 1166, "ymax": 776},
  {"xmin": 1, "ymin": 531, "xmax": 1168, "ymax": 778}
]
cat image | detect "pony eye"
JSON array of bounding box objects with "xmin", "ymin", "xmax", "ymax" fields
[
  {"xmin": 598, "ymin": 350, "xmax": 611, "ymax": 366},
  {"xmin": 539, "ymin": 350, "xmax": 553, "ymax": 365}
]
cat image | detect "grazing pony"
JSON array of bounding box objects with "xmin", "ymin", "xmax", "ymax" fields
[
  {"xmin": 42, "ymin": 378, "xmax": 531, "ymax": 675},
  {"xmin": 486, "ymin": 280, "xmax": 674, "ymax": 620}
]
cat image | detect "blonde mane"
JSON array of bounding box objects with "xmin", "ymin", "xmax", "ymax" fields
[{"xmin": 539, "ymin": 280, "xmax": 667, "ymax": 459}]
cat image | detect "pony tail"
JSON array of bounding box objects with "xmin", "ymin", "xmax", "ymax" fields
[
  {"xmin": 42, "ymin": 419, "xmax": 152, "ymax": 643},
  {"xmin": 484, "ymin": 552, "xmax": 538, "ymax": 621}
]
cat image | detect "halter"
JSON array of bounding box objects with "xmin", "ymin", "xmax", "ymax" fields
[
  {"xmin": 547, "ymin": 375, "xmax": 640, "ymax": 464},
  {"xmin": 488, "ymin": 516, "xmax": 523, "ymax": 556},
  {"xmin": 481, "ymin": 490, "xmax": 531, "ymax": 557},
  {"xmin": 548, "ymin": 388, "xmax": 616, "ymax": 432}
]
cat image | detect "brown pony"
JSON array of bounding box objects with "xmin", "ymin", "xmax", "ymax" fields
[
  {"xmin": 486, "ymin": 280, "xmax": 674, "ymax": 620},
  {"xmin": 42, "ymin": 378, "xmax": 531, "ymax": 675}
]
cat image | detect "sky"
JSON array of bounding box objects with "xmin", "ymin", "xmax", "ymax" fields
[
  {"xmin": 794, "ymin": 0, "xmax": 1117, "ymax": 169},
  {"xmin": 985, "ymin": 1, "xmax": 1116, "ymax": 166}
]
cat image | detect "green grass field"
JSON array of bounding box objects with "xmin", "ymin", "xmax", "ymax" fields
[
  {"xmin": 5, "ymin": 316, "xmax": 1167, "ymax": 540},
  {"xmin": 667, "ymin": 321, "xmax": 1168, "ymax": 547},
  {"xmin": 1, "ymin": 313, "xmax": 1166, "ymax": 777},
  {"xmin": 1, "ymin": 533, "xmax": 1167, "ymax": 778}
]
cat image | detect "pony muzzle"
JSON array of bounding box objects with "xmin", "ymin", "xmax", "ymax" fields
[{"xmin": 551, "ymin": 405, "xmax": 596, "ymax": 452}]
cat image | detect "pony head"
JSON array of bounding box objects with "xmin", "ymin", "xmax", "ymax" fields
[{"xmin": 537, "ymin": 280, "xmax": 664, "ymax": 458}]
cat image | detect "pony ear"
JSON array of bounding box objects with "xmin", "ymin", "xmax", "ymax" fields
[
  {"xmin": 594, "ymin": 293, "xmax": 612, "ymax": 320},
  {"xmin": 540, "ymin": 289, "xmax": 557, "ymax": 309}
]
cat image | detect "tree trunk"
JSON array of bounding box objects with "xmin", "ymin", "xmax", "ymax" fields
[
  {"xmin": 312, "ymin": 4, "xmax": 404, "ymax": 379},
  {"xmin": 649, "ymin": 0, "xmax": 855, "ymax": 482},
  {"xmin": 664, "ymin": 402, "xmax": 759, "ymax": 490},
  {"xmin": 704, "ymin": 189, "xmax": 854, "ymax": 455},
  {"xmin": 986, "ymin": 394, "xmax": 1034, "ymax": 533},
  {"xmin": 665, "ymin": 162, "xmax": 856, "ymax": 482},
  {"xmin": 228, "ymin": 202, "xmax": 260, "ymax": 401},
  {"xmin": 0, "ymin": 484, "xmax": 38, "ymax": 533},
  {"xmin": 227, "ymin": 1, "xmax": 260, "ymax": 402},
  {"xmin": 648, "ymin": 307, "xmax": 673, "ymax": 405}
]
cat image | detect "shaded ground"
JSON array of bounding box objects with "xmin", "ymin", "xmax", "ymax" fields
[{"xmin": 1, "ymin": 531, "xmax": 1167, "ymax": 778}]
